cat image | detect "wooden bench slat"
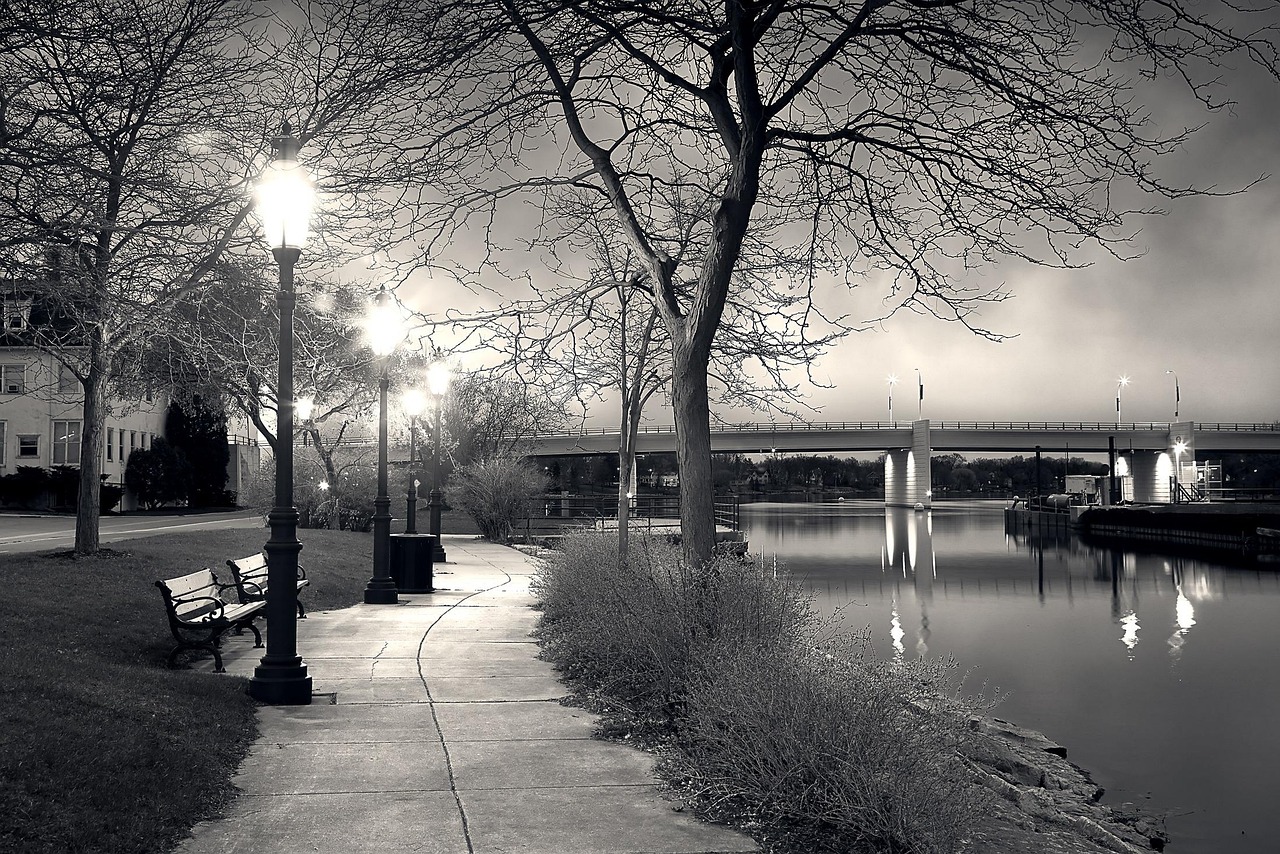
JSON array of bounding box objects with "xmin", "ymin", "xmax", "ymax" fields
[
  {"xmin": 227, "ymin": 552, "xmax": 310, "ymax": 618},
  {"xmin": 156, "ymin": 568, "xmax": 264, "ymax": 672}
]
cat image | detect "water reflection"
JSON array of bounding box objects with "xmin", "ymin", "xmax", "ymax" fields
[
  {"xmin": 740, "ymin": 499, "xmax": 1280, "ymax": 854},
  {"xmin": 1120, "ymin": 610, "xmax": 1140, "ymax": 658},
  {"xmin": 889, "ymin": 604, "xmax": 905, "ymax": 659}
]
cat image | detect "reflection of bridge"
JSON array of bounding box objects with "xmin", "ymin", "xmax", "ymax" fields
[{"xmin": 527, "ymin": 420, "xmax": 1280, "ymax": 508}]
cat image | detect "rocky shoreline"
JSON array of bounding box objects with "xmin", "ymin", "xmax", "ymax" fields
[{"xmin": 964, "ymin": 717, "xmax": 1168, "ymax": 853}]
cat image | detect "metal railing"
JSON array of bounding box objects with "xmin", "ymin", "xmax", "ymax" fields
[
  {"xmin": 283, "ymin": 421, "xmax": 1280, "ymax": 450},
  {"xmin": 528, "ymin": 420, "xmax": 1280, "ymax": 438},
  {"xmin": 518, "ymin": 493, "xmax": 742, "ymax": 542}
]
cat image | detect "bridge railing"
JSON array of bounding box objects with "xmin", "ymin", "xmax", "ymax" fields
[
  {"xmin": 290, "ymin": 420, "xmax": 1280, "ymax": 449},
  {"xmin": 528, "ymin": 420, "xmax": 1280, "ymax": 438}
]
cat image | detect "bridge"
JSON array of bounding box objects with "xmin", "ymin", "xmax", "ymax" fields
[{"xmin": 525, "ymin": 420, "xmax": 1280, "ymax": 508}]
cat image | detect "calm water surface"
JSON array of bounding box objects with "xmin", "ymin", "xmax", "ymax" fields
[{"xmin": 741, "ymin": 499, "xmax": 1280, "ymax": 854}]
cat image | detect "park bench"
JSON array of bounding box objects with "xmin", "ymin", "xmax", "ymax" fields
[
  {"xmin": 155, "ymin": 569, "xmax": 264, "ymax": 672},
  {"xmin": 227, "ymin": 552, "xmax": 309, "ymax": 618}
]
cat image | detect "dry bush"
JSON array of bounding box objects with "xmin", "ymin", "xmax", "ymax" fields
[
  {"xmin": 677, "ymin": 634, "xmax": 994, "ymax": 854},
  {"xmin": 532, "ymin": 531, "xmax": 810, "ymax": 722},
  {"xmin": 533, "ymin": 529, "xmax": 994, "ymax": 853},
  {"xmin": 450, "ymin": 453, "xmax": 547, "ymax": 543}
]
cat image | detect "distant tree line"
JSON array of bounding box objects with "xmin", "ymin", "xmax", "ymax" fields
[{"xmin": 539, "ymin": 451, "xmax": 1280, "ymax": 497}]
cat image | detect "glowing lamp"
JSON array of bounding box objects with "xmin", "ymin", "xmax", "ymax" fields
[{"xmin": 256, "ymin": 123, "xmax": 313, "ymax": 250}]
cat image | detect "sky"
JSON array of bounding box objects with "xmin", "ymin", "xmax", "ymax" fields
[
  {"xmin": 392, "ymin": 11, "xmax": 1280, "ymax": 431},
  {"xmin": 745, "ymin": 63, "xmax": 1280, "ymax": 428}
]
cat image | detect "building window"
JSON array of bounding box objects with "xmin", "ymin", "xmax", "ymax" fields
[
  {"xmin": 2, "ymin": 297, "xmax": 31, "ymax": 330},
  {"xmin": 57, "ymin": 364, "xmax": 77, "ymax": 394},
  {"xmin": 18, "ymin": 434, "xmax": 39, "ymax": 459},
  {"xmin": 52, "ymin": 421, "xmax": 81, "ymax": 465},
  {"xmin": 106, "ymin": 427, "xmax": 114, "ymax": 461},
  {"xmin": 130, "ymin": 431, "xmax": 137, "ymax": 452},
  {"xmin": 0, "ymin": 421, "xmax": 6, "ymax": 465},
  {"xmin": 2, "ymin": 364, "xmax": 24, "ymax": 394},
  {"xmin": 117, "ymin": 429, "xmax": 124, "ymax": 463}
]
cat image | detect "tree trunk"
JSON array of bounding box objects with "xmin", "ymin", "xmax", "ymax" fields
[
  {"xmin": 75, "ymin": 355, "xmax": 111, "ymax": 554},
  {"xmin": 617, "ymin": 435, "xmax": 631, "ymax": 561},
  {"xmin": 671, "ymin": 342, "xmax": 715, "ymax": 568}
]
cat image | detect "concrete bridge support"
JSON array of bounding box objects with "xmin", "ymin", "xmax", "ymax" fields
[
  {"xmin": 1123, "ymin": 422, "xmax": 1196, "ymax": 504},
  {"xmin": 885, "ymin": 420, "xmax": 932, "ymax": 508}
]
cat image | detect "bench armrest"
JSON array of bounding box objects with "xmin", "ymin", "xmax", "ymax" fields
[
  {"xmin": 238, "ymin": 579, "xmax": 267, "ymax": 599},
  {"xmin": 172, "ymin": 595, "xmax": 230, "ymax": 623}
]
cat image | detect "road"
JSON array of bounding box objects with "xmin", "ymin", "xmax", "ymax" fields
[{"xmin": 0, "ymin": 510, "xmax": 263, "ymax": 555}]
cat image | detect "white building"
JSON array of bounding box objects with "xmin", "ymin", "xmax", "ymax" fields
[{"xmin": 0, "ymin": 352, "xmax": 167, "ymax": 512}]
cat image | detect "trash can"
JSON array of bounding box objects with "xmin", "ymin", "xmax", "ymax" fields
[{"xmin": 389, "ymin": 533, "xmax": 436, "ymax": 593}]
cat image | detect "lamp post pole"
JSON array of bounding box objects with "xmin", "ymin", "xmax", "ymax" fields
[
  {"xmin": 405, "ymin": 412, "xmax": 419, "ymax": 534},
  {"xmin": 249, "ymin": 122, "xmax": 312, "ymax": 706},
  {"xmin": 887, "ymin": 375, "xmax": 897, "ymax": 424},
  {"xmin": 426, "ymin": 359, "xmax": 449, "ymax": 563},
  {"xmin": 364, "ymin": 287, "xmax": 398, "ymax": 604},
  {"xmin": 1116, "ymin": 375, "xmax": 1130, "ymax": 426},
  {"xmin": 1166, "ymin": 369, "xmax": 1180, "ymax": 421},
  {"xmin": 428, "ymin": 396, "xmax": 447, "ymax": 562}
]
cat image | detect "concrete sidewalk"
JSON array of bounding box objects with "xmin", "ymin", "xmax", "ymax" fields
[{"xmin": 176, "ymin": 536, "xmax": 757, "ymax": 854}]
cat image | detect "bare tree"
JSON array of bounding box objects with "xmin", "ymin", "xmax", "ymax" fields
[
  {"xmin": 0, "ymin": 1, "xmax": 267, "ymax": 551},
  {"xmin": 0, "ymin": 0, "xmax": 451, "ymax": 552},
  {"xmin": 395, "ymin": 0, "xmax": 1279, "ymax": 566},
  {"xmin": 440, "ymin": 193, "xmax": 839, "ymax": 559}
]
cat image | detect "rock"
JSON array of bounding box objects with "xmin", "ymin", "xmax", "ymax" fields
[{"xmin": 964, "ymin": 714, "xmax": 1166, "ymax": 852}]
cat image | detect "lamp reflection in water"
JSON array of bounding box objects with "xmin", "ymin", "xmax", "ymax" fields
[
  {"xmin": 1120, "ymin": 611, "xmax": 1140, "ymax": 659},
  {"xmin": 890, "ymin": 603, "xmax": 906, "ymax": 659},
  {"xmin": 1167, "ymin": 560, "xmax": 1197, "ymax": 662}
]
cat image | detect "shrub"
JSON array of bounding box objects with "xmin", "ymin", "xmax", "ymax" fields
[
  {"xmin": 533, "ymin": 530, "xmax": 992, "ymax": 853},
  {"xmin": 47, "ymin": 465, "xmax": 80, "ymax": 508},
  {"xmin": 100, "ymin": 483, "xmax": 124, "ymax": 513},
  {"xmin": 0, "ymin": 466, "xmax": 51, "ymax": 508},
  {"xmin": 243, "ymin": 455, "xmax": 377, "ymax": 532},
  {"xmin": 533, "ymin": 532, "xmax": 811, "ymax": 724},
  {"xmin": 450, "ymin": 453, "xmax": 547, "ymax": 543},
  {"xmin": 677, "ymin": 639, "xmax": 991, "ymax": 853},
  {"xmin": 125, "ymin": 438, "xmax": 191, "ymax": 509}
]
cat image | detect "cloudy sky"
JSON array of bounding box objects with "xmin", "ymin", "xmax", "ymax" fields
[{"xmin": 766, "ymin": 63, "xmax": 1280, "ymax": 428}]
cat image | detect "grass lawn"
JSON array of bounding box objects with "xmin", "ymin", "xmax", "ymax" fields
[{"xmin": 0, "ymin": 526, "xmax": 382, "ymax": 854}]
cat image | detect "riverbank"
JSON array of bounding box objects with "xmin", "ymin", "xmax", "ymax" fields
[{"xmin": 533, "ymin": 531, "xmax": 1168, "ymax": 853}]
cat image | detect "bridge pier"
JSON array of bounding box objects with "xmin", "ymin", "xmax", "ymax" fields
[
  {"xmin": 1121, "ymin": 421, "xmax": 1197, "ymax": 504},
  {"xmin": 885, "ymin": 420, "xmax": 931, "ymax": 509}
]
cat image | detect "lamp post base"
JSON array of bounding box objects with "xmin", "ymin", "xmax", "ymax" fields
[
  {"xmin": 248, "ymin": 657, "xmax": 312, "ymax": 705},
  {"xmin": 363, "ymin": 578, "xmax": 399, "ymax": 604},
  {"xmin": 428, "ymin": 488, "xmax": 447, "ymax": 563}
]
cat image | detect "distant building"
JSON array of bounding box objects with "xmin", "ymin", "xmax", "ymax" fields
[{"xmin": 0, "ymin": 289, "xmax": 256, "ymax": 510}]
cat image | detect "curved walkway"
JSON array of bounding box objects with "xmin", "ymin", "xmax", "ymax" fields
[{"xmin": 176, "ymin": 536, "xmax": 756, "ymax": 854}]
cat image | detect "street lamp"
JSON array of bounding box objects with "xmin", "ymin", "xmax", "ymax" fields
[
  {"xmin": 1116, "ymin": 375, "xmax": 1130, "ymax": 426},
  {"xmin": 886, "ymin": 375, "xmax": 898, "ymax": 423},
  {"xmin": 914, "ymin": 368, "xmax": 923, "ymax": 419},
  {"xmin": 1166, "ymin": 370, "xmax": 1180, "ymax": 421},
  {"xmin": 363, "ymin": 285, "xmax": 403, "ymax": 604},
  {"xmin": 1173, "ymin": 438, "xmax": 1188, "ymax": 501},
  {"xmin": 248, "ymin": 121, "xmax": 314, "ymax": 706},
  {"xmin": 427, "ymin": 358, "xmax": 450, "ymax": 563},
  {"xmin": 402, "ymin": 387, "xmax": 426, "ymax": 534}
]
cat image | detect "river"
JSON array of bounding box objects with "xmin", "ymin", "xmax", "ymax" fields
[{"xmin": 739, "ymin": 498, "xmax": 1280, "ymax": 854}]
